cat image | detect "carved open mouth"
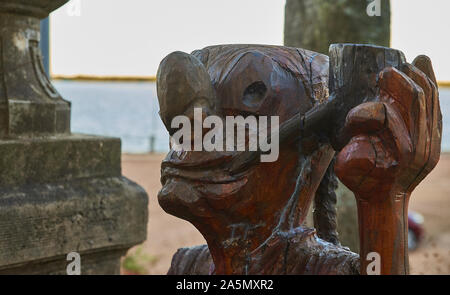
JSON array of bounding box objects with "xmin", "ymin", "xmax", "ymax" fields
[
  {"xmin": 160, "ymin": 149, "xmax": 244, "ymax": 186},
  {"xmin": 158, "ymin": 149, "xmax": 249, "ymax": 217}
]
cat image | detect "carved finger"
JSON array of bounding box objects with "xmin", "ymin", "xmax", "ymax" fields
[
  {"xmin": 381, "ymin": 102, "xmax": 413, "ymax": 162},
  {"xmin": 402, "ymin": 58, "xmax": 441, "ymax": 190},
  {"xmin": 428, "ymin": 80, "xmax": 442, "ymax": 168},
  {"xmin": 410, "ymin": 55, "xmax": 441, "ymax": 178},
  {"xmin": 378, "ymin": 67, "xmax": 422, "ymax": 139},
  {"xmin": 379, "ymin": 70, "xmax": 429, "ymax": 194},
  {"xmin": 400, "ymin": 63, "xmax": 433, "ymax": 133},
  {"xmin": 399, "ymin": 64, "xmax": 433, "ymax": 176},
  {"xmin": 412, "ymin": 55, "xmax": 438, "ymax": 87},
  {"xmin": 409, "ymin": 77, "xmax": 442, "ymax": 190},
  {"xmin": 411, "ymin": 55, "xmax": 440, "ymax": 158},
  {"xmin": 380, "ymin": 72, "xmax": 429, "ymax": 190},
  {"xmin": 341, "ymin": 102, "xmax": 386, "ymax": 144}
]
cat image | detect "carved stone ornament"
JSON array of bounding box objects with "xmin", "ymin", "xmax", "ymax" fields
[{"xmin": 0, "ymin": 0, "xmax": 70, "ymax": 137}]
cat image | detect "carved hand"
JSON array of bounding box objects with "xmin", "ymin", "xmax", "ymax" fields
[{"xmin": 335, "ymin": 56, "xmax": 442, "ymax": 274}]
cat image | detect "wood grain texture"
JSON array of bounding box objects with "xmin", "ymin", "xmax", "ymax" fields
[
  {"xmin": 334, "ymin": 46, "xmax": 442, "ymax": 275},
  {"xmin": 157, "ymin": 44, "xmax": 441, "ymax": 275}
]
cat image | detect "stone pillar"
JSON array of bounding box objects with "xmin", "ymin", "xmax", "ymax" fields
[
  {"xmin": 285, "ymin": 0, "xmax": 391, "ymax": 252},
  {"xmin": 0, "ymin": 1, "xmax": 148, "ymax": 274}
]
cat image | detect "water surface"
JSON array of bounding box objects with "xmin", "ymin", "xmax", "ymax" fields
[{"xmin": 54, "ymin": 81, "xmax": 450, "ymax": 153}]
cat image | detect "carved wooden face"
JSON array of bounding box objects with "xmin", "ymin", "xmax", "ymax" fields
[{"xmin": 157, "ymin": 45, "xmax": 331, "ymax": 232}]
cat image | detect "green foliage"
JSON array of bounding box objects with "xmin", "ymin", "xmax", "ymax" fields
[{"xmin": 122, "ymin": 247, "xmax": 158, "ymax": 275}]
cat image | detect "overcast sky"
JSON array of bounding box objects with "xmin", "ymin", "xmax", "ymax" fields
[{"xmin": 50, "ymin": 0, "xmax": 450, "ymax": 81}]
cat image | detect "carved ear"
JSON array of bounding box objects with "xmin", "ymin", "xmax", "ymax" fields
[{"xmin": 156, "ymin": 51, "xmax": 216, "ymax": 134}]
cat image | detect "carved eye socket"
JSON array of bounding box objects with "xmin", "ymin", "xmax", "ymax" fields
[{"xmin": 242, "ymin": 81, "xmax": 267, "ymax": 107}]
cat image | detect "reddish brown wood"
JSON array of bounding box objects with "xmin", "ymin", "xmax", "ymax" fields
[
  {"xmin": 335, "ymin": 55, "xmax": 442, "ymax": 275},
  {"xmin": 156, "ymin": 44, "xmax": 441, "ymax": 275}
]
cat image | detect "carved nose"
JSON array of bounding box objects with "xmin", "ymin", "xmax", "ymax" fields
[{"xmin": 157, "ymin": 51, "xmax": 216, "ymax": 134}]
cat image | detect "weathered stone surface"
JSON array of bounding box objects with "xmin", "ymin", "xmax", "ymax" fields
[
  {"xmin": 0, "ymin": 4, "xmax": 71, "ymax": 137},
  {"xmin": 0, "ymin": 176, "xmax": 148, "ymax": 273},
  {"xmin": 0, "ymin": 0, "xmax": 68, "ymax": 18},
  {"xmin": 0, "ymin": 0, "xmax": 149, "ymax": 274},
  {"xmin": 0, "ymin": 249, "xmax": 126, "ymax": 275},
  {"xmin": 284, "ymin": 0, "xmax": 391, "ymax": 55},
  {"xmin": 0, "ymin": 134, "xmax": 148, "ymax": 275},
  {"xmin": 0, "ymin": 134, "xmax": 121, "ymax": 187}
]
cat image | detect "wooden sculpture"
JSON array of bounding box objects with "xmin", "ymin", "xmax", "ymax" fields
[{"xmin": 156, "ymin": 44, "xmax": 441, "ymax": 275}]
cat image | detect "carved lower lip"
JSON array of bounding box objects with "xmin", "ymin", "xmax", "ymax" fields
[
  {"xmin": 160, "ymin": 149, "xmax": 242, "ymax": 185},
  {"xmin": 160, "ymin": 166, "xmax": 239, "ymax": 186},
  {"xmin": 161, "ymin": 150, "xmax": 236, "ymax": 169}
]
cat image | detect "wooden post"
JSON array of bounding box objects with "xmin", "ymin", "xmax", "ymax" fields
[{"xmin": 328, "ymin": 44, "xmax": 406, "ymax": 150}]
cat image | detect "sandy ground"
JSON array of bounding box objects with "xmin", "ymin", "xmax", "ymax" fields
[
  {"xmin": 121, "ymin": 153, "xmax": 205, "ymax": 274},
  {"xmin": 408, "ymin": 154, "xmax": 450, "ymax": 275},
  {"xmin": 121, "ymin": 153, "xmax": 450, "ymax": 275}
]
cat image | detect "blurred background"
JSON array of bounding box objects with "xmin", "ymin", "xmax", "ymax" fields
[{"xmin": 45, "ymin": 0, "xmax": 449, "ymax": 274}]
